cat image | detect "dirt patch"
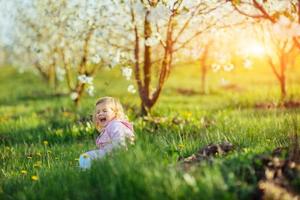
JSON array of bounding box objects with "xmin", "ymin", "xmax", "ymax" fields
[
  {"xmin": 220, "ymin": 84, "xmax": 244, "ymax": 92},
  {"xmin": 255, "ymin": 100, "xmax": 300, "ymax": 109},
  {"xmin": 176, "ymin": 134, "xmax": 300, "ymax": 199},
  {"xmin": 283, "ymin": 101, "xmax": 300, "ymax": 109},
  {"xmin": 176, "ymin": 88, "xmax": 199, "ymax": 96},
  {"xmin": 255, "ymin": 102, "xmax": 277, "ymax": 109},
  {"xmin": 252, "ymin": 135, "xmax": 300, "ymax": 199},
  {"xmin": 179, "ymin": 142, "xmax": 234, "ymax": 170},
  {"xmin": 172, "ymin": 116, "xmax": 187, "ymax": 125}
]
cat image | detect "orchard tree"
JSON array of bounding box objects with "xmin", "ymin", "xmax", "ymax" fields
[
  {"xmin": 180, "ymin": 38, "xmax": 213, "ymax": 94},
  {"xmin": 12, "ymin": 0, "xmax": 74, "ymax": 88},
  {"xmin": 186, "ymin": 22, "xmax": 257, "ymax": 93},
  {"xmin": 199, "ymin": 41, "xmax": 212, "ymax": 94},
  {"xmin": 100, "ymin": 0, "xmax": 243, "ymax": 115},
  {"xmin": 228, "ymin": 0, "xmax": 300, "ymax": 101},
  {"xmin": 13, "ymin": 0, "xmax": 114, "ymax": 106},
  {"xmin": 258, "ymin": 19, "xmax": 299, "ymax": 100}
]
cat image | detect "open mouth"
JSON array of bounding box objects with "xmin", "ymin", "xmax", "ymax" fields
[{"xmin": 99, "ymin": 117, "xmax": 106, "ymax": 123}]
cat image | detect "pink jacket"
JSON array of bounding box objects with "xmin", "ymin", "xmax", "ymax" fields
[{"xmin": 95, "ymin": 119, "xmax": 135, "ymax": 154}]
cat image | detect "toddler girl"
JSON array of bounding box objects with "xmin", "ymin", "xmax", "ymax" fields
[{"xmin": 79, "ymin": 97, "xmax": 135, "ymax": 169}]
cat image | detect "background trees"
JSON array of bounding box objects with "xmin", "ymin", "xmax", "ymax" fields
[
  {"xmin": 98, "ymin": 0, "xmax": 245, "ymax": 114},
  {"xmin": 229, "ymin": 0, "xmax": 300, "ymax": 101},
  {"xmin": 1, "ymin": 0, "xmax": 300, "ymax": 113},
  {"xmin": 12, "ymin": 0, "xmax": 115, "ymax": 105}
]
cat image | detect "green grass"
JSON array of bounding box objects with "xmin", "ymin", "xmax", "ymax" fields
[{"xmin": 0, "ymin": 64, "xmax": 300, "ymax": 200}]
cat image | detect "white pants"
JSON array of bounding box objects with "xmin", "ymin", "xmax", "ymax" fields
[{"xmin": 79, "ymin": 149, "xmax": 106, "ymax": 169}]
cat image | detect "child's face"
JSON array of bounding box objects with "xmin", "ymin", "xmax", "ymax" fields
[{"xmin": 95, "ymin": 102, "xmax": 116, "ymax": 128}]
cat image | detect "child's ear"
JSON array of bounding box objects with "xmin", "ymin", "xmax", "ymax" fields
[{"xmin": 114, "ymin": 110, "xmax": 119, "ymax": 118}]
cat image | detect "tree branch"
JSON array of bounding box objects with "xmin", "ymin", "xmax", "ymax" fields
[
  {"xmin": 252, "ymin": 0, "xmax": 276, "ymax": 23},
  {"xmin": 230, "ymin": 1, "xmax": 267, "ymax": 19},
  {"xmin": 130, "ymin": 0, "xmax": 144, "ymax": 97}
]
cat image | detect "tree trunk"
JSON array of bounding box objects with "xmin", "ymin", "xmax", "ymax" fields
[
  {"xmin": 144, "ymin": 10, "xmax": 152, "ymax": 99},
  {"xmin": 74, "ymin": 82, "xmax": 86, "ymax": 107},
  {"xmin": 200, "ymin": 43, "xmax": 210, "ymax": 94},
  {"xmin": 279, "ymin": 56, "xmax": 287, "ymax": 102},
  {"xmin": 141, "ymin": 102, "xmax": 149, "ymax": 116},
  {"xmin": 131, "ymin": 3, "xmax": 175, "ymax": 116},
  {"xmin": 48, "ymin": 63, "xmax": 56, "ymax": 90},
  {"xmin": 280, "ymin": 76, "xmax": 286, "ymax": 102}
]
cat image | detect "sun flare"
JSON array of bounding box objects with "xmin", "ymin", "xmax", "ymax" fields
[{"xmin": 245, "ymin": 42, "xmax": 265, "ymax": 56}]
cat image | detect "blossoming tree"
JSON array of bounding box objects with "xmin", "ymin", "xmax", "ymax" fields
[
  {"xmin": 99, "ymin": 0, "xmax": 243, "ymax": 115},
  {"xmin": 13, "ymin": 0, "xmax": 116, "ymax": 106},
  {"xmin": 229, "ymin": 0, "xmax": 300, "ymax": 101},
  {"xmin": 11, "ymin": 0, "xmax": 250, "ymax": 111}
]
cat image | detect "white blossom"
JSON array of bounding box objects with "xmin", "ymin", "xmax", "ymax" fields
[
  {"xmin": 243, "ymin": 59, "xmax": 252, "ymax": 69},
  {"xmin": 145, "ymin": 33, "xmax": 161, "ymax": 47},
  {"xmin": 111, "ymin": 50, "xmax": 121, "ymax": 67},
  {"xmin": 86, "ymin": 85, "xmax": 94, "ymax": 96},
  {"xmin": 148, "ymin": 4, "xmax": 171, "ymax": 24},
  {"xmin": 70, "ymin": 92, "xmax": 79, "ymax": 100},
  {"xmin": 277, "ymin": 16, "xmax": 290, "ymax": 27},
  {"xmin": 56, "ymin": 67, "xmax": 66, "ymax": 81},
  {"xmin": 223, "ymin": 63, "xmax": 234, "ymax": 72},
  {"xmin": 78, "ymin": 74, "xmax": 93, "ymax": 84},
  {"xmin": 211, "ymin": 63, "xmax": 221, "ymax": 72},
  {"xmin": 127, "ymin": 84, "xmax": 136, "ymax": 94},
  {"xmin": 122, "ymin": 67, "xmax": 132, "ymax": 80},
  {"xmin": 91, "ymin": 54, "xmax": 101, "ymax": 64},
  {"xmin": 134, "ymin": 1, "xmax": 145, "ymax": 16},
  {"xmin": 273, "ymin": 16, "xmax": 300, "ymax": 38},
  {"xmin": 167, "ymin": 0, "xmax": 177, "ymax": 10}
]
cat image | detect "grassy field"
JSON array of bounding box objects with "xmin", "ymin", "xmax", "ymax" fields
[{"xmin": 0, "ymin": 63, "xmax": 300, "ymax": 200}]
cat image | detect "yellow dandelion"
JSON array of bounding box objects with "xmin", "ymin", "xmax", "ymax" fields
[
  {"xmin": 33, "ymin": 161, "xmax": 42, "ymax": 168},
  {"xmin": 83, "ymin": 154, "xmax": 90, "ymax": 158},
  {"xmin": 62, "ymin": 111, "xmax": 72, "ymax": 117},
  {"xmin": 184, "ymin": 112, "xmax": 192, "ymax": 118},
  {"xmin": 43, "ymin": 140, "xmax": 49, "ymax": 146},
  {"xmin": 20, "ymin": 170, "xmax": 28, "ymax": 175},
  {"xmin": 31, "ymin": 175, "xmax": 39, "ymax": 181}
]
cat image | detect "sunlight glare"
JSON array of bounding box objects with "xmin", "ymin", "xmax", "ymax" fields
[{"xmin": 246, "ymin": 42, "xmax": 265, "ymax": 56}]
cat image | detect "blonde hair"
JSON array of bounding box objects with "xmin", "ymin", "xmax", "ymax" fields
[{"xmin": 93, "ymin": 97, "xmax": 127, "ymax": 127}]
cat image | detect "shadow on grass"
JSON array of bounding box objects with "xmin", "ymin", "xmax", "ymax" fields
[
  {"xmin": 0, "ymin": 122, "xmax": 97, "ymax": 146},
  {"xmin": 0, "ymin": 92, "xmax": 69, "ymax": 106}
]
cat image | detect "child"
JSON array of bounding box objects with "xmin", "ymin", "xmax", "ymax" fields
[{"xmin": 79, "ymin": 97, "xmax": 135, "ymax": 169}]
